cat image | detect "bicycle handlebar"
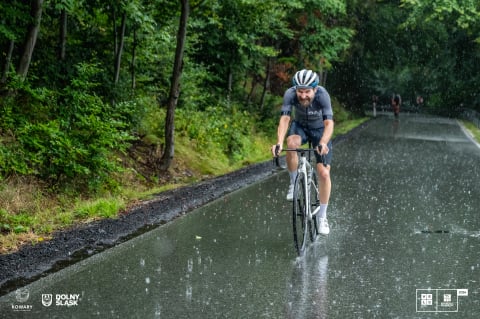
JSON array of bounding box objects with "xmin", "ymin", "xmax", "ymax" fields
[
  {"xmin": 282, "ymin": 148, "xmax": 318, "ymax": 152},
  {"xmin": 273, "ymin": 145, "xmax": 327, "ymax": 168}
]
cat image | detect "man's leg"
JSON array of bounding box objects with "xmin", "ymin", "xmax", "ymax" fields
[
  {"xmin": 316, "ymin": 162, "xmax": 331, "ymax": 235},
  {"xmin": 310, "ymin": 129, "xmax": 332, "ymax": 215},
  {"xmin": 285, "ymin": 135, "xmax": 301, "ymax": 200},
  {"xmin": 286, "ymin": 135, "xmax": 301, "ymax": 172},
  {"xmin": 316, "ymin": 163, "xmax": 331, "ymax": 207}
]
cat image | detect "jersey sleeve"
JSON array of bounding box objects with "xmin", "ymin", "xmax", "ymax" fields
[
  {"xmin": 317, "ymin": 88, "xmax": 333, "ymax": 120},
  {"xmin": 280, "ymin": 87, "xmax": 296, "ymax": 116}
]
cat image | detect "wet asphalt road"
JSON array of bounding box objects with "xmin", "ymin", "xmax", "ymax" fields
[{"xmin": 1, "ymin": 114, "xmax": 479, "ymax": 318}]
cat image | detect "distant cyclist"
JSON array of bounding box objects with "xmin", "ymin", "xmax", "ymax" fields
[
  {"xmin": 271, "ymin": 69, "xmax": 334, "ymax": 235},
  {"xmin": 392, "ymin": 93, "xmax": 401, "ymax": 118}
]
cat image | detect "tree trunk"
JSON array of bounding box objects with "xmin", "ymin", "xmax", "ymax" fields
[
  {"xmin": 59, "ymin": 9, "xmax": 67, "ymax": 60},
  {"xmin": 17, "ymin": 0, "xmax": 44, "ymax": 80},
  {"xmin": 247, "ymin": 80, "xmax": 257, "ymax": 104},
  {"xmin": 1, "ymin": 40, "xmax": 14, "ymax": 84},
  {"xmin": 131, "ymin": 28, "xmax": 137, "ymax": 90},
  {"xmin": 159, "ymin": 0, "xmax": 190, "ymax": 171},
  {"xmin": 114, "ymin": 12, "xmax": 126, "ymax": 85},
  {"xmin": 113, "ymin": 9, "xmax": 117, "ymax": 59}
]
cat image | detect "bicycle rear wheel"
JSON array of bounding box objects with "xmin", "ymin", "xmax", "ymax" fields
[
  {"xmin": 309, "ymin": 169, "xmax": 320, "ymax": 242},
  {"xmin": 292, "ymin": 173, "xmax": 308, "ymax": 256}
]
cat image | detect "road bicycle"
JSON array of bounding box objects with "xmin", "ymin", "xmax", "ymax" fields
[{"xmin": 275, "ymin": 144, "xmax": 326, "ymax": 256}]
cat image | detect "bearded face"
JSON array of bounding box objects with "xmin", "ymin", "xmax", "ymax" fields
[{"xmin": 296, "ymin": 88, "xmax": 316, "ymax": 107}]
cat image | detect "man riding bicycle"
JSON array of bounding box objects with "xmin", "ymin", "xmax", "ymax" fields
[{"xmin": 271, "ymin": 69, "xmax": 334, "ymax": 235}]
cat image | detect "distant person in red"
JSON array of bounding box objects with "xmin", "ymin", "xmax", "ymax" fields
[
  {"xmin": 416, "ymin": 95, "xmax": 424, "ymax": 108},
  {"xmin": 392, "ymin": 94, "xmax": 401, "ymax": 118}
]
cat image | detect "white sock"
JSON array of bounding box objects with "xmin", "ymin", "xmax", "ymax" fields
[
  {"xmin": 289, "ymin": 170, "xmax": 298, "ymax": 185},
  {"xmin": 319, "ymin": 203, "xmax": 328, "ymax": 219}
]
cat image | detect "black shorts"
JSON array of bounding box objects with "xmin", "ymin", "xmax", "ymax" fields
[{"xmin": 287, "ymin": 121, "xmax": 333, "ymax": 165}]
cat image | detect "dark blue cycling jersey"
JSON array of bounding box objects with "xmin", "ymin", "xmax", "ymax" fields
[{"xmin": 280, "ymin": 86, "xmax": 333, "ymax": 129}]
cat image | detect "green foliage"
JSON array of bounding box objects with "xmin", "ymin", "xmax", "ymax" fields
[
  {"xmin": 175, "ymin": 103, "xmax": 252, "ymax": 161},
  {"xmin": 73, "ymin": 199, "xmax": 124, "ymax": 219},
  {"xmin": 0, "ymin": 209, "xmax": 34, "ymax": 234},
  {"xmin": 1, "ymin": 0, "xmax": 478, "ymax": 201},
  {"xmin": 191, "ymin": 0, "xmax": 307, "ymax": 91},
  {"xmin": 0, "ymin": 63, "xmax": 134, "ymax": 192},
  {"xmin": 330, "ymin": 0, "xmax": 480, "ymax": 114},
  {"xmin": 295, "ymin": 0, "xmax": 354, "ymax": 66},
  {"xmin": 401, "ymin": 0, "xmax": 480, "ymax": 37},
  {"xmin": 332, "ymin": 97, "xmax": 351, "ymax": 123},
  {"xmin": 0, "ymin": 1, "xmax": 30, "ymax": 41},
  {"xmin": 397, "ymin": 0, "xmax": 480, "ymax": 111}
]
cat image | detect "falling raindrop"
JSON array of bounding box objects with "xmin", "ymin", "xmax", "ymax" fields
[
  {"xmin": 187, "ymin": 258, "xmax": 193, "ymax": 273},
  {"xmin": 154, "ymin": 304, "xmax": 161, "ymax": 318},
  {"xmin": 186, "ymin": 285, "xmax": 192, "ymax": 301}
]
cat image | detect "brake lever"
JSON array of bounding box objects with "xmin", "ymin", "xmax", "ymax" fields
[
  {"xmin": 317, "ymin": 145, "xmax": 327, "ymax": 167},
  {"xmin": 273, "ymin": 145, "xmax": 286, "ymax": 169}
]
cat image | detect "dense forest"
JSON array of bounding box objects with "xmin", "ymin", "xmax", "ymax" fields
[{"xmin": 0, "ymin": 0, "xmax": 479, "ymax": 238}]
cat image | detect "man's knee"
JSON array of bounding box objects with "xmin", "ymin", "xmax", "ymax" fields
[
  {"xmin": 317, "ymin": 166, "xmax": 330, "ymax": 180},
  {"xmin": 286, "ymin": 137, "xmax": 301, "ymax": 148}
]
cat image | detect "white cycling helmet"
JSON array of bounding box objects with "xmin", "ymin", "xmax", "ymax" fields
[{"xmin": 292, "ymin": 69, "xmax": 319, "ymax": 89}]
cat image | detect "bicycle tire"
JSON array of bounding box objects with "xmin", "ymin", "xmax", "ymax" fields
[
  {"xmin": 309, "ymin": 169, "xmax": 320, "ymax": 242},
  {"xmin": 292, "ymin": 173, "xmax": 308, "ymax": 256}
]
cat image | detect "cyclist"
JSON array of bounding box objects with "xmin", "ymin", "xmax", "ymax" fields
[
  {"xmin": 271, "ymin": 69, "xmax": 334, "ymax": 235},
  {"xmin": 392, "ymin": 93, "xmax": 401, "ymax": 118}
]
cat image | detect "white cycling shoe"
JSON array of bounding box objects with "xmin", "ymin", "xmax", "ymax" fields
[
  {"xmin": 318, "ymin": 218, "xmax": 330, "ymax": 235},
  {"xmin": 286, "ymin": 184, "xmax": 294, "ymax": 201}
]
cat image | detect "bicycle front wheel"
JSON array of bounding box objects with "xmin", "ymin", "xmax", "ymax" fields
[{"xmin": 292, "ymin": 173, "xmax": 308, "ymax": 256}]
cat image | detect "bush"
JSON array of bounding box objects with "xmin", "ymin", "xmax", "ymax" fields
[
  {"xmin": 0, "ymin": 63, "xmax": 135, "ymax": 192},
  {"xmin": 175, "ymin": 103, "xmax": 252, "ymax": 159}
]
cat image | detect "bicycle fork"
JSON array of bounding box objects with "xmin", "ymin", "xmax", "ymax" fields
[
  {"xmin": 304, "ymin": 159, "xmax": 322, "ymax": 221},
  {"xmin": 299, "ymin": 157, "xmax": 313, "ymax": 221}
]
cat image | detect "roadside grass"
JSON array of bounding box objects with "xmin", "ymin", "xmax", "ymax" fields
[
  {"xmin": 460, "ymin": 120, "xmax": 480, "ymax": 143},
  {"xmin": 334, "ymin": 117, "xmax": 370, "ymax": 137},
  {"xmin": 0, "ymin": 117, "xmax": 367, "ymax": 254},
  {"xmin": 0, "ymin": 188, "xmax": 129, "ymax": 253}
]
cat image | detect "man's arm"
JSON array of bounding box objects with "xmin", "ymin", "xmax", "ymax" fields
[
  {"xmin": 277, "ymin": 115, "xmax": 291, "ymax": 145},
  {"xmin": 319, "ymin": 119, "xmax": 334, "ymax": 155},
  {"xmin": 271, "ymin": 115, "xmax": 290, "ymax": 156}
]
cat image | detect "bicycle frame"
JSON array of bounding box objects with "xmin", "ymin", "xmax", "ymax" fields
[
  {"xmin": 297, "ymin": 150, "xmax": 314, "ymax": 221},
  {"xmin": 278, "ymin": 147, "xmax": 323, "ymax": 220}
]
